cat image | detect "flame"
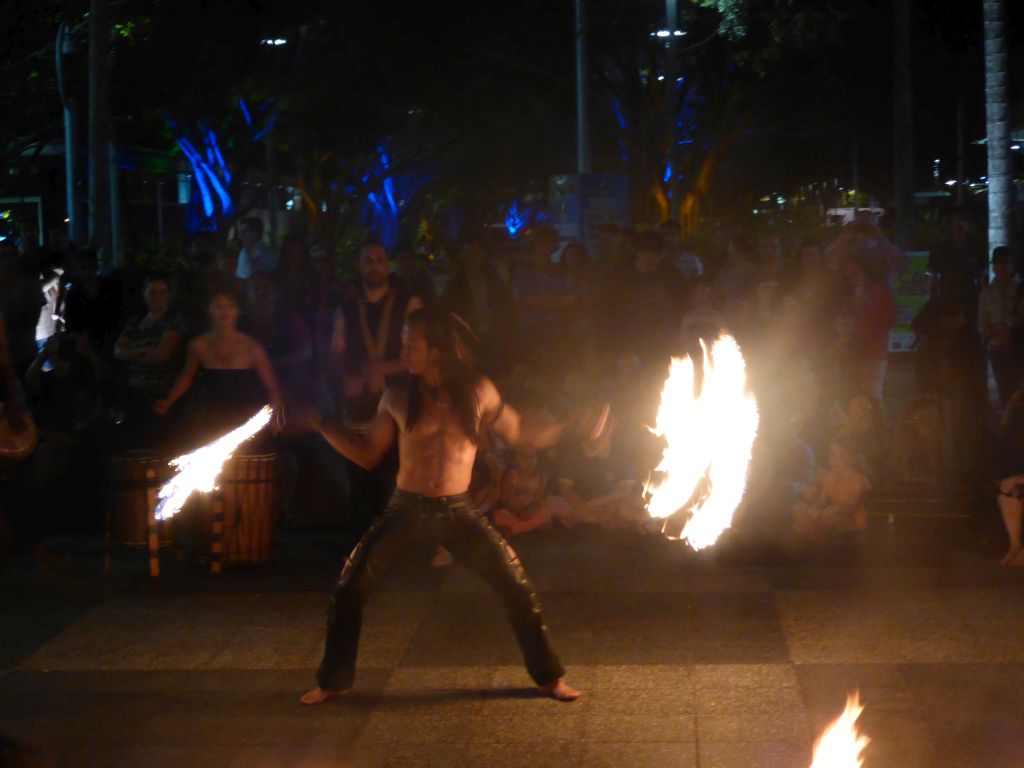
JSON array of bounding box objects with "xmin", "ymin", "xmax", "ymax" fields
[
  {"xmin": 155, "ymin": 405, "xmax": 273, "ymax": 520},
  {"xmin": 645, "ymin": 334, "xmax": 759, "ymax": 550},
  {"xmin": 810, "ymin": 692, "xmax": 869, "ymax": 768}
]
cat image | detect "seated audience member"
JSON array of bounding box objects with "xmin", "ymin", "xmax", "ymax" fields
[
  {"xmin": 113, "ymin": 274, "xmax": 187, "ymax": 444},
  {"xmin": 154, "ymin": 283, "xmax": 281, "ymax": 446},
  {"xmin": 830, "ymin": 392, "xmax": 886, "ymax": 482},
  {"xmin": 994, "ymin": 389, "xmax": 1024, "ymax": 566},
  {"xmin": 792, "ymin": 440, "xmax": 871, "ymax": 538},
  {"xmin": 549, "ymin": 413, "xmax": 650, "ymax": 532},
  {"xmin": 490, "ymin": 447, "xmax": 562, "ymax": 535}
]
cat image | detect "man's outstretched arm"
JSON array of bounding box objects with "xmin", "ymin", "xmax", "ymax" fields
[
  {"xmin": 481, "ymin": 377, "xmax": 610, "ymax": 453},
  {"xmin": 480, "ymin": 377, "xmax": 565, "ymax": 450},
  {"xmin": 296, "ymin": 396, "xmax": 398, "ymax": 469}
]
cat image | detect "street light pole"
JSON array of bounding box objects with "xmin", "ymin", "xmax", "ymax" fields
[
  {"xmin": 665, "ymin": 0, "xmax": 680, "ymax": 217},
  {"xmin": 56, "ymin": 22, "xmax": 78, "ymax": 243},
  {"xmin": 575, "ymin": 0, "xmax": 591, "ymax": 174}
]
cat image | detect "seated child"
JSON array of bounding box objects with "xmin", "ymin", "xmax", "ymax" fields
[
  {"xmin": 792, "ymin": 440, "xmax": 871, "ymax": 537},
  {"xmin": 830, "ymin": 392, "xmax": 885, "ymax": 481},
  {"xmin": 490, "ymin": 448, "xmax": 564, "ymax": 535},
  {"xmin": 548, "ymin": 411, "xmax": 653, "ymax": 532}
]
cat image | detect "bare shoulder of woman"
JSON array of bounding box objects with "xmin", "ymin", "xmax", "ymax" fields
[{"xmin": 191, "ymin": 333, "xmax": 211, "ymax": 357}]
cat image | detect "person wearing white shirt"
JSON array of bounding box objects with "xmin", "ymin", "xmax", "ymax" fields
[{"xmin": 235, "ymin": 216, "xmax": 278, "ymax": 279}]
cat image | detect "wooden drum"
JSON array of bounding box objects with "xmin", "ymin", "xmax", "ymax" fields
[
  {"xmin": 110, "ymin": 451, "xmax": 175, "ymax": 548},
  {"xmin": 212, "ymin": 452, "xmax": 279, "ymax": 565}
]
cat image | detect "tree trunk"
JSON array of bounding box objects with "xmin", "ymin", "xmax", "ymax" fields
[
  {"xmin": 984, "ymin": 0, "xmax": 1012, "ymax": 269},
  {"xmin": 88, "ymin": 0, "xmax": 112, "ymax": 256},
  {"xmin": 892, "ymin": 0, "xmax": 915, "ymax": 248}
]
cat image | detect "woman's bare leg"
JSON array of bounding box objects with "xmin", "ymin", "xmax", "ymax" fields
[{"xmin": 997, "ymin": 476, "xmax": 1024, "ymax": 565}]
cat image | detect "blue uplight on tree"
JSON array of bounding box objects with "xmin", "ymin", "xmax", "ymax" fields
[
  {"xmin": 505, "ymin": 201, "xmax": 525, "ymax": 236},
  {"xmin": 361, "ymin": 142, "xmax": 430, "ymax": 252}
]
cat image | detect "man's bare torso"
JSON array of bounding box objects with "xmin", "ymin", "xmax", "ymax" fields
[{"xmin": 382, "ymin": 381, "xmax": 485, "ymax": 497}]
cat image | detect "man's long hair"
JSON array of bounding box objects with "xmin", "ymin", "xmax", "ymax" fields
[{"xmin": 404, "ymin": 307, "xmax": 480, "ymax": 443}]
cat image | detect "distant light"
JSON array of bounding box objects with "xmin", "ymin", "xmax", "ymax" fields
[
  {"xmin": 654, "ymin": 30, "xmax": 671, "ymax": 37},
  {"xmin": 64, "ymin": 218, "xmax": 70, "ymax": 223},
  {"xmin": 1012, "ymin": 144, "xmax": 1021, "ymax": 150},
  {"xmin": 673, "ymin": 30, "xmax": 685, "ymax": 36},
  {"xmin": 933, "ymin": 158, "xmax": 940, "ymax": 163},
  {"xmin": 261, "ymin": 38, "xmax": 287, "ymax": 46},
  {"xmin": 944, "ymin": 180, "xmax": 957, "ymax": 187},
  {"xmin": 776, "ymin": 196, "xmax": 786, "ymax": 205},
  {"xmin": 657, "ymin": 75, "xmax": 665, "ymax": 81},
  {"xmin": 981, "ymin": 176, "xmax": 988, "ymax": 181}
]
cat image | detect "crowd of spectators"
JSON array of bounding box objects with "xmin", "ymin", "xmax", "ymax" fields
[{"xmin": 1, "ymin": 208, "xmax": 1021, "ymax": 566}]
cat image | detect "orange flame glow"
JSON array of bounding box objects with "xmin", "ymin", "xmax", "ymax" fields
[
  {"xmin": 645, "ymin": 334, "xmax": 759, "ymax": 550},
  {"xmin": 810, "ymin": 692, "xmax": 869, "ymax": 768},
  {"xmin": 155, "ymin": 405, "xmax": 273, "ymax": 520}
]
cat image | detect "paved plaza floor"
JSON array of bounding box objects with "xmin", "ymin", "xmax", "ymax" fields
[{"xmin": 2, "ymin": 512, "xmax": 1023, "ymax": 768}]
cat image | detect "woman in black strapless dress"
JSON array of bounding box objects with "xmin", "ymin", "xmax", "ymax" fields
[{"xmin": 155, "ymin": 283, "xmax": 281, "ymax": 450}]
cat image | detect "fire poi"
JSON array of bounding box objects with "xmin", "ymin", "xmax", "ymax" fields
[
  {"xmin": 155, "ymin": 405, "xmax": 273, "ymax": 520},
  {"xmin": 809, "ymin": 691, "xmax": 869, "ymax": 768},
  {"xmin": 645, "ymin": 334, "xmax": 759, "ymax": 549}
]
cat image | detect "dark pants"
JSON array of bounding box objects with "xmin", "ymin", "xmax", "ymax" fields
[
  {"xmin": 989, "ymin": 347, "xmax": 1021, "ymax": 407},
  {"xmin": 346, "ymin": 446, "xmax": 397, "ymax": 535},
  {"xmin": 316, "ymin": 489, "xmax": 565, "ymax": 691}
]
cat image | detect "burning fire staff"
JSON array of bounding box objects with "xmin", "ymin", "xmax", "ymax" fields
[{"xmin": 290, "ymin": 307, "xmax": 597, "ymax": 704}]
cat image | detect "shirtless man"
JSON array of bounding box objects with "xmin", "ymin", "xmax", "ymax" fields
[{"xmin": 292, "ymin": 307, "xmax": 583, "ymax": 704}]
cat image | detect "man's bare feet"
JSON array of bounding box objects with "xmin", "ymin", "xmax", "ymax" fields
[
  {"xmin": 299, "ymin": 687, "xmax": 348, "ymax": 705},
  {"xmin": 1000, "ymin": 545, "xmax": 1022, "ymax": 566},
  {"xmin": 540, "ymin": 679, "xmax": 582, "ymax": 701}
]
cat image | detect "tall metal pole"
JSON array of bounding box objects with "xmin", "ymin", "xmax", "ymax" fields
[
  {"xmin": 156, "ymin": 180, "xmax": 165, "ymax": 245},
  {"xmin": 892, "ymin": 0, "xmax": 914, "ymax": 248},
  {"xmin": 575, "ymin": 0, "xmax": 591, "ymax": 174},
  {"xmin": 56, "ymin": 22, "xmax": 78, "ymax": 243},
  {"xmin": 955, "ymin": 92, "xmax": 965, "ymax": 206},
  {"xmin": 109, "ymin": 139, "xmax": 121, "ymax": 262},
  {"xmin": 665, "ymin": 0, "xmax": 680, "ymax": 216},
  {"xmin": 852, "ymin": 135, "xmax": 860, "ymax": 213},
  {"xmin": 984, "ymin": 0, "xmax": 1011, "ymax": 267},
  {"xmin": 88, "ymin": 0, "xmax": 112, "ymax": 254}
]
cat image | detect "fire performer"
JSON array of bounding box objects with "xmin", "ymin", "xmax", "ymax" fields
[{"xmin": 290, "ymin": 307, "xmax": 592, "ymax": 704}]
